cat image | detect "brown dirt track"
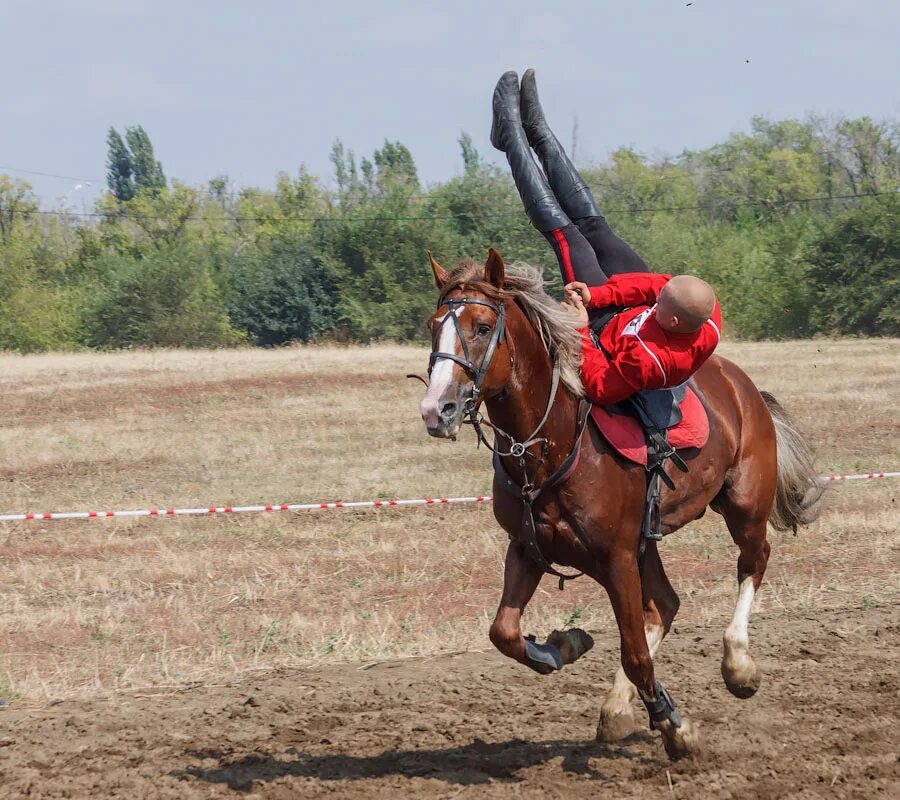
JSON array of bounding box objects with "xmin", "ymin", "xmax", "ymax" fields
[
  {"xmin": 1, "ymin": 603, "xmax": 898, "ymax": 798},
  {"xmin": 0, "ymin": 341, "xmax": 898, "ymax": 798}
]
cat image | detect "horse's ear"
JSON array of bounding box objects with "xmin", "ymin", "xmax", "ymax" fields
[
  {"xmin": 484, "ymin": 248, "xmax": 505, "ymax": 289},
  {"xmin": 427, "ymin": 251, "xmax": 450, "ymax": 290}
]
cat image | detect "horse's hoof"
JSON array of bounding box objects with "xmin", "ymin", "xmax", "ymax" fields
[
  {"xmin": 721, "ymin": 653, "xmax": 762, "ymax": 698},
  {"xmin": 657, "ymin": 717, "xmax": 704, "ymax": 760},
  {"xmin": 596, "ymin": 707, "xmax": 636, "ymax": 742},
  {"xmin": 546, "ymin": 628, "xmax": 594, "ymax": 666}
]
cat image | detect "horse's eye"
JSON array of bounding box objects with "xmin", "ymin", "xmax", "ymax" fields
[{"xmin": 477, "ymin": 324, "xmax": 492, "ymax": 336}]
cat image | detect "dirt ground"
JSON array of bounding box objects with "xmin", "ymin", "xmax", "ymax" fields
[
  {"xmin": 0, "ymin": 341, "xmax": 897, "ymax": 797},
  {"xmin": 1, "ymin": 603, "xmax": 897, "ymax": 799}
]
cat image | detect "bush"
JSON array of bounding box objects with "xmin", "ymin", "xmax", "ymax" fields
[
  {"xmin": 227, "ymin": 237, "xmax": 336, "ymax": 345},
  {"xmin": 0, "ymin": 284, "xmax": 84, "ymax": 353},
  {"xmin": 806, "ymin": 197, "xmax": 900, "ymax": 336},
  {"xmin": 85, "ymin": 249, "xmax": 240, "ymax": 348}
]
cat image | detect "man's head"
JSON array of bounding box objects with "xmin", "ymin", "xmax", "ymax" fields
[{"xmin": 655, "ymin": 275, "xmax": 716, "ymax": 334}]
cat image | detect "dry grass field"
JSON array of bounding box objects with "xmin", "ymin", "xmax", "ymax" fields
[{"xmin": 0, "ymin": 339, "xmax": 896, "ymax": 703}]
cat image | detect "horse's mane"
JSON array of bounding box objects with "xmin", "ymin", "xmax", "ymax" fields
[{"xmin": 440, "ymin": 261, "xmax": 585, "ymax": 397}]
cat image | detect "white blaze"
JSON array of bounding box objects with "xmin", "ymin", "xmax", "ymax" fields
[{"xmin": 420, "ymin": 309, "xmax": 465, "ymax": 426}]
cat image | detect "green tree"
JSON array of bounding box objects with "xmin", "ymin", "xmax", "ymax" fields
[
  {"xmin": 0, "ymin": 176, "xmax": 38, "ymax": 244},
  {"xmin": 0, "ymin": 111, "xmax": 896, "ymax": 353},
  {"xmin": 106, "ymin": 128, "xmax": 135, "ymax": 201},
  {"xmin": 373, "ymin": 140, "xmax": 419, "ymax": 192},
  {"xmin": 125, "ymin": 125, "xmax": 166, "ymax": 194},
  {"xmin": 105, "ymin": 125, "xmax": 166, "ymax": 202},
  {"xmin": 458, "ymin": 131, "xmax": 480, "ymax": 176}
]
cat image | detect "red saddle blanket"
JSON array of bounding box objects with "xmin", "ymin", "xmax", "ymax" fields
[{"xmin": 589, "ymin": 387, "xmax": 709, "ymax": 466}]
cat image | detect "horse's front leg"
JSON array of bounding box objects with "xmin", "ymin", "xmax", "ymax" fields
[
  {"xmin": 604, "ymin": 550, "xmax": 702, "ymax": 759},
  {"xmin": 489, "ymin": 540, "xmax": 593, "ymax": 674}
]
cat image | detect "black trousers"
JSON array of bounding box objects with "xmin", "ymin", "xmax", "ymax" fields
[
  {"xmin": 544, "ymin": 216, "xmax": 648, "ymax": 330},
  {"xmin": 545, "ymin": 216, "xmax": 648, "ymax": 286}
]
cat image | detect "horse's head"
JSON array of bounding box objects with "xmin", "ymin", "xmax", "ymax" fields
[{"xmin": 419, "ymin": 249, "xmax": 514, "ymax": 438}]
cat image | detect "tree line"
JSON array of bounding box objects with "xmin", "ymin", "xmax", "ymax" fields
[{"xmin": 0, "ymin": 115, "xmax": 897, "ymax": 353}]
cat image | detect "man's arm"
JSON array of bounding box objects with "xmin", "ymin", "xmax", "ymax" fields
[{"xmin": 588, "ymin": 273, "xmax": 672, "ymax": 310}]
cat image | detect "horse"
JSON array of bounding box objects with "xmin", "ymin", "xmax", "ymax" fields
[{"xmin": 418, "ymin": 249, "xmax": 822, "ymax": 759}]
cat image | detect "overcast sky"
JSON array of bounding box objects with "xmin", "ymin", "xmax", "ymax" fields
[{"xmin": 3, "ymin": 0, "xmax": 898, "ymax": 207}]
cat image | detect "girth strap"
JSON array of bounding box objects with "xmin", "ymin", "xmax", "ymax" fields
[{"xmin": 492, "ymin": 398, "xmax": 593, "ymax": 589}]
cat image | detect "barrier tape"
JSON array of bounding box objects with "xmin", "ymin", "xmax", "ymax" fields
[
  {"xmin": 0, "ymin": 496, "xmax": 493, "ymax": 522},
  {"xmin": 0, "ymin": 471, "xmax": 895, "ymax": 523},
  {"xmin": 821, "ymin": 471, "xmax": 900, "ymax": 482}
]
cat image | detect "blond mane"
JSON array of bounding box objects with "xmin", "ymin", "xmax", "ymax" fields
[{"xmin": 440, "ymin": 261, "xmax": 585, "ymax": 396}]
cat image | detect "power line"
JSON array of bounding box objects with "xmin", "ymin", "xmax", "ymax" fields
[
  {"xmin": 0, "ymin": 166, "xmax": 102, "ymax": 183},
  {"xmin": 8, "ymin": 190, "xmax": 895, "ymax": 224}
]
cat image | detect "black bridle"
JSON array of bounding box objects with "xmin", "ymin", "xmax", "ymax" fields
[
  {"xmin": 427, "ymin": 294, "xmax": 555, "ymax": 457},
  {"xmin": 427, "ymin": 295, "xmax": 507, "ymax": 419}
]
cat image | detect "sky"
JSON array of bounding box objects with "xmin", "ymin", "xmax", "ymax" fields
[{"xmin": 2, "ymin": 0, "xmax": 898, "ymax": 208}]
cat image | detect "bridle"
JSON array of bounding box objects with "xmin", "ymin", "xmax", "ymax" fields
[
  {"xmin": 427, "ymin": 295, "xmax": 507, "ymax": 423},
  {"xmin": 427, "ymin": 293, "xmax": 557, "ymax": 458},
  {"xmin": 423, "ymin": 290, "xmax": 593, "ymax": 588}
]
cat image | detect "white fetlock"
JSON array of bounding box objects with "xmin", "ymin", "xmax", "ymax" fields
[{"xmin": 722, "ymin": 577, "xmax": 762, "ymax": 698}]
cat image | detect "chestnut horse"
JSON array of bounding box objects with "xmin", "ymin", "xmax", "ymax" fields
[{"xmin": 419, "ymin": 250, "xmax": 822, "ymax": 759}]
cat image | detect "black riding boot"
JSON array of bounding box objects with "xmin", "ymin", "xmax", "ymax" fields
[
  {"xmin": 519, "ymin": 68, "xmax": 601, "ymax": 221},
  {"xmin": 520, "ymin": 69, "xmax": 649, "ymax": 277},
  {"xmin": 491, "ymin": 71, "xmax": 571, "ymax": 233}
]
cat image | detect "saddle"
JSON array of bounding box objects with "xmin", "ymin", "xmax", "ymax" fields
[
  {"xmin": 590, "ymin": 385, "xmax": 709, "ymax": 465},
  {"xmin": 611, "ymin": 384, "xmax": 687, "ymax": 429}
]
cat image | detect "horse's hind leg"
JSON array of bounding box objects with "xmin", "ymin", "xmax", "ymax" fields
[
  {"xmin": 489, "ymin": 540, "xmax": 593, "ymax": 674},
  {"xmin": 597, "ymin": 541, "xmax": 680, "ymax": 742},
  {"xmin": 719, "ymin": 483, "xmax": 773, "ymax": 698}
]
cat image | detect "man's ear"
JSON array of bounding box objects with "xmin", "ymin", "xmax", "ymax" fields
[
  {"xmin": 427, "ymin": 251, "xmax": 450, "ymax": 290},
  {"xmin": 484, "ymin": 248, "xmax": 505, "ymax": 289}
]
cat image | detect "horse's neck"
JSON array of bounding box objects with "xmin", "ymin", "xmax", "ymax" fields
[{"xmin": 484, "ymin": 311, "xmax": 579, "ymax": 475}]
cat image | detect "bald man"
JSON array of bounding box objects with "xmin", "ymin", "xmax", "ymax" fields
[{"xmin": 563, "ymin": 274, "xmax": 721, "ymax": 407}]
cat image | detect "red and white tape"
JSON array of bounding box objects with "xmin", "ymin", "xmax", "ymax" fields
[
  {"xmin": 0, "ymin": 471, "xmax": 895, "ymax": 523},
  {"xmin": 821, "ymin": 471, "xmax": 900, "ymax": 482},
  {"xmin": 0, "ymin": 495, "xmax": 493, "ymax": 522}
]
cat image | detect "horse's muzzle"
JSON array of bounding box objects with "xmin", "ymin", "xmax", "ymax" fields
[{"xmin": 421, "ymin": 398, "xmax": 463, "ymax": 439}]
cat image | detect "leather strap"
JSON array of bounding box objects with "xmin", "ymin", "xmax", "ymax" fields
[{"xmin": 493, "ymin": 398, "xmax": 593, "ymax": 588}]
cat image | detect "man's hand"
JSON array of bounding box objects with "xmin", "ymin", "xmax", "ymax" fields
[
  {"xmin": 565, "ymin": 281, "xmax": 591, "ymax": 306},
  {"xmin": 562, "ymin": 291, "xmax": 589, "ymax": 325}
]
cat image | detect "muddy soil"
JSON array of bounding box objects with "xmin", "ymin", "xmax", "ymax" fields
[{"xmin": 0, "ymin": 604, "xmax": 897, "ymax": 799}]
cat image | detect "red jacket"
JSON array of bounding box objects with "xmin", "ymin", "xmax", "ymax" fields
[{"xmin": 578, "ymin": 273, "xmax": 722, "ymax": 406}]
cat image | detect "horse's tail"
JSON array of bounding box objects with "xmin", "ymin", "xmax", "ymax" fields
[{"xmin": 761, "ymin": 391, "xmax": 824, "ymax": 532}]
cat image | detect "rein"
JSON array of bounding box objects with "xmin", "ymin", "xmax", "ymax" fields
[{"xmin": 427, "ymin": 292, "xmax": 591, "ymax": 588}]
